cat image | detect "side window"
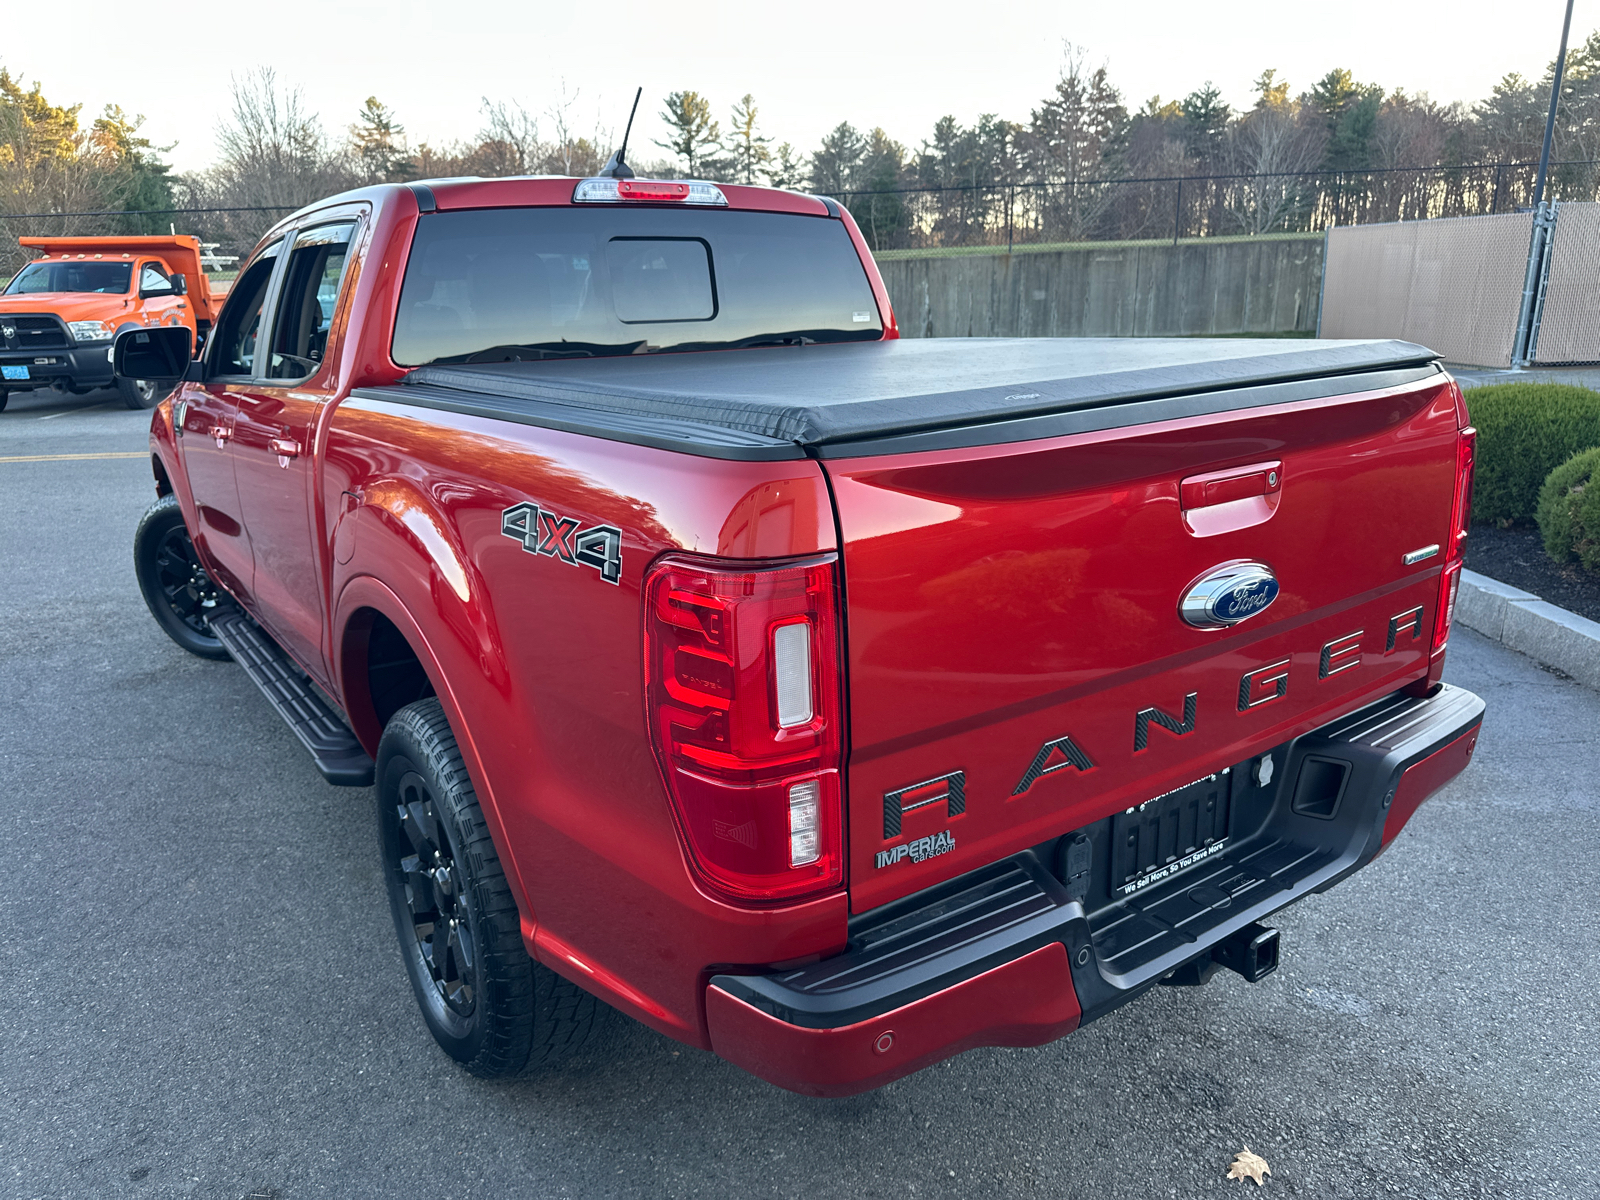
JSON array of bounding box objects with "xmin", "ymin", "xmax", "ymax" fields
[
  {"xmin": 210, "ymin": 242, "xmax": 283, "ymax": 377},
  {"xmin": 139, "ymin": 263, "xmax": 172, "ymax": 295},
  {"xmin": 267, "ymin": 223, "xmax": 356, "ymax": 381}
]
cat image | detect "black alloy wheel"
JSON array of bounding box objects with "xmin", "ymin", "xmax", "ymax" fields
[
  {"xmin": 394, "ymin": 766, "xmax": 478, "ymax": 1020},
  {"xmin": 377, "ymin": 699, "xmax": 598, "ymax": 1077},
  {"xmin": 132, "ymin": 493, "xmax": 231, "ymax": 659}
]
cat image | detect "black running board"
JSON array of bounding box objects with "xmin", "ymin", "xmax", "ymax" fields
[{"xmin": 209, "ymin": 610, "xmax": 375, "ymax": 786}]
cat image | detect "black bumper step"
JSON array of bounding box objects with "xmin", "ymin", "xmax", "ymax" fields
[
  {"xmin": 209, "ymin": 610, "xmax": 374, "ymax": 786},
  {"xmin": 713, "ymin": 683, "xmax": 1484, "ymax": 1031}
]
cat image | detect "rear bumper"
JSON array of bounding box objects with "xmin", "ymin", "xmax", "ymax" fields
[
  {"xmin": 0, "ymin": 344, "xmax": 114, "ymax": 389},
  {"xmin": 707, "ymin": 682, "xmax": 1484, "ymax": 1096}
]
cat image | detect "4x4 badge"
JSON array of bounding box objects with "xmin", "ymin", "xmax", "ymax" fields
[{"xmin": 502, "ymin": 502, "xmax": 623, "ymax": 584}]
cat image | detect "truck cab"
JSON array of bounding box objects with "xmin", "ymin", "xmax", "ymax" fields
[{"xmin": 1, "ymin": 235, "xmax": 223, "ymax": 410}]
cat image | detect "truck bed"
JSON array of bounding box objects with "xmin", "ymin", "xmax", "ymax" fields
[{"xmin": 356, "ymin": 337, "xmax": 1441, "ymax": 460}]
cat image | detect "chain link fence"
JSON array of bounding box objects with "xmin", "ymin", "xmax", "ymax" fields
[{"xmin": 841, "ymin": 159, "xmax": 1600, "ymax": 257}]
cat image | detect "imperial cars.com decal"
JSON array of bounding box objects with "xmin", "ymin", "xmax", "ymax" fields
[{"xmin": 875, "ymin": 830, "xmax": 956, "ymax": 869}]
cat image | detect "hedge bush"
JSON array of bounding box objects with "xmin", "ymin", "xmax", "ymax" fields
[
  {"xmin": 1465, "ymin": 383, "xmax": 1600, "ymax": 523},
  {"xmin": 1536, "ymin": 445, "xmax": 1600, "ymax": 572}
]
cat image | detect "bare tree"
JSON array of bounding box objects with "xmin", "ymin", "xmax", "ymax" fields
[
  {"xmin": 1223, "ymin": 102, "xmax": 1328, "ymax": 234},
  {"xmin": 476, "ymin": 98, "xmax": 541, "ymax": 175}
]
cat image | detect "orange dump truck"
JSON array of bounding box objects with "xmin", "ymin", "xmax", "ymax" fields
[{"xmin": 0, "ymin": 235, "xmax": 228, "ymax": 410}]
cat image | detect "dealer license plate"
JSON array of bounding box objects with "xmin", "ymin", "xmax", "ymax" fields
[
  {"xmin": 1111, "ymin": 772, "xmax": 1233, "ymax": 898},
  {"xmin": 1, "ymin": 365, "xmax": 29, "ymax": 381}
]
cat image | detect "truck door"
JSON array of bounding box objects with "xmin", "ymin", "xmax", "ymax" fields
[
  {"xmin": 136, "ymin": 261, "xmax": 184, "ymax": 328},
  {"xmin": 178, "ymin": 239, "xmax": 285, "ymax": 603},
  {"xmin": 230, "ymin": 221, "xmax": 358, "ymax": 685}
]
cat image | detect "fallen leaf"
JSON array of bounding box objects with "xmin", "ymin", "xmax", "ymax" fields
[{"xmin": 1227, "ymin": 1146, "xmax": 1271, "ymax": 1186}]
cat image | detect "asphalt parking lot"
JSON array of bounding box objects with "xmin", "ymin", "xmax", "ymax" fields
[{"xmin": 3, "ymin": 388, "xmax": 1598, "ymax": 1200}]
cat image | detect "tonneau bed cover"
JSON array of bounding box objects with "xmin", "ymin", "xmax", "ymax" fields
[{"xmin": 359, "ymin": 337, "xmax": 1441, "ymax": 460}]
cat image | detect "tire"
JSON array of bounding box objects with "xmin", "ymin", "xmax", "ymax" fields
[
  {"xmin": 117, "ymin": 376, "xmax": 172, "ymax": 410},
  {"xmin": 0, "ymin": 389, "xmax": 8, "ymax": 413},
  {"xmin": 377, "ymin": 699, "xmax": 596, "ymax": 1077},
  {"xmin": 132, "ymin": 494, "xmax": 231, "ymax": 659}
]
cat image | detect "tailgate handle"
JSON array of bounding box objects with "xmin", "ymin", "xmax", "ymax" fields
[{"xmin": 1181, "ymin": 461, "xmax": 1281, "ymax": 511}]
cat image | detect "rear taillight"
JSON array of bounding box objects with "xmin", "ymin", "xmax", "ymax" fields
[
  {"xmin": 572, "ymin": 178, "xmax": 729, "ymax": 206},
  {"xmin": 644, "ymin": 554, "xmax": 843, "ymax": 903},
  {"xmin": 1428, "ymin": 417, "xmax": 1476, "ymax": 667}
]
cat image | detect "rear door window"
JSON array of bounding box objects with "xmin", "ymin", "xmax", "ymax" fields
[{"xmin": 266, "ymin": 223, "xmax": 356, "ymax": 381}]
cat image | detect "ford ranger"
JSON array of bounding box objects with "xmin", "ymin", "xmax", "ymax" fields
[{"xmin": 119, "ymin": 172, "xmax": 1484, "ymax": 1097}]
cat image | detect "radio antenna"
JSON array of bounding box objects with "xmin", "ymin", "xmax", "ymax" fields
[{"xmin": 601, "ymin": 87, "xmax": 643, "ymax": 179}]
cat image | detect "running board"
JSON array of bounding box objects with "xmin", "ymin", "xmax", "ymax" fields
[{"xmin": 209, "ymin": 610, "xmax": 375, "ymax": 786}]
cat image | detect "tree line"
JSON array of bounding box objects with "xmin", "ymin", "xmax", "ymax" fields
[{"xmin": 9, "ymin": 38, "xmax": 1600, "ymax": 267}]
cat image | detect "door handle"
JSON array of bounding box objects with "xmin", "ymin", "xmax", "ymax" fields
[
  {"xmin": 210, "ymin": 425, "xmax": 231, "ymax": 449},
  {"xmin": 270, "ymin": 437, "xmax": 301, "ymax": 466}
]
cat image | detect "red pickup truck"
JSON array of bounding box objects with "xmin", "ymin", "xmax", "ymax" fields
[{"xmin": 121, "ymin": 173, "xmax": 1484, "ymax": 1098}]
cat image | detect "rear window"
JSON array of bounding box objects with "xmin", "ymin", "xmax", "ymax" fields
[{"xmin": 392, "ymin": 207, "xmax": 883, "ymax": 366}]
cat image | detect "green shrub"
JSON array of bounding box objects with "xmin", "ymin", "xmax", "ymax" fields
[
  {"xmin": 1537, "ymin": 445, "xmax": 1600, "ymax": 572},
  {"xmin": 1465, "ymin": 382, "xmax": 1600, "ymax": 523}
]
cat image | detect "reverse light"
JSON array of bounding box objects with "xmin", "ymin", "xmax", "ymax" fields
[
  {"xmin": 573, "ymin": 177, "xmax": 729, "ymax": 206},
  {"xmin": 644, "ymin": 554, "xmax": 842, "ymax": 903},
  {"xmin": 68, "ymin": 319, "xmax": 115, "ymax": 343}
]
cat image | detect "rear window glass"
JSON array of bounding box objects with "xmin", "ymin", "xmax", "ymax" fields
[{"xmin": 392, "ymin": 207, "xmax": 882, "ymax": 366}]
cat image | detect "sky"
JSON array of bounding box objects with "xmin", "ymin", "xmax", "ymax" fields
[{"xmin": 6, "ymin": 0, "xmax": 1595, "ymax": 175}]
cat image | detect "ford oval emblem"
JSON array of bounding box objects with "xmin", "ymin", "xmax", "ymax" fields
[{"xmin": 1180, "ymin": 562, "xmax": 1280, "ymax": 630}]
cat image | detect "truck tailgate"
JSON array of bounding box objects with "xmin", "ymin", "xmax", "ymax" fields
[{"xmin": 827, "ymin": 374, "xmax": 1463, "ymax": 913}]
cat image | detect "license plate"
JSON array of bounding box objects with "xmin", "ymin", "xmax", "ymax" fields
[
  {"xmin": 1, "ymin": 365, "xmax": 28, "ymax": 381},
  {"xmin": 1111, "ymin": 773, "xmax": 1232, "ymax": 898}
]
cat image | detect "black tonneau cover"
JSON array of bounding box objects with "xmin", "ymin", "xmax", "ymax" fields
[{"xmin": 354, "ymin": 337, "xmax": 1441, "ymax": 461}]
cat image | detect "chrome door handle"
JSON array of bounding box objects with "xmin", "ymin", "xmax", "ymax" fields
[
  {"xmin": 270, "ymin": 437, "xmax": 301, "ymax": 466},
  {"xmin": 210, "ymin": 425, "xmax": 231, "ymax": 448}
]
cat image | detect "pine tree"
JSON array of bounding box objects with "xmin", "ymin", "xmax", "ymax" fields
[
  {"xmin": 764, "ymin": 142, "xmax": 806, "ymax": 189},
  {"xmin": 654, "ymin": 91, "xmax": 722, "ymax": 177},
  {"xmin": 810, "ymin": 122, "xmax": 865, "ymax": 195},
  {"xmin": 350, "ymin": 96, "xmax": 413, "ymax": 182},
  {"xmin": 725, "ymin": 94, "xmax": 771, "ymax": 184}
]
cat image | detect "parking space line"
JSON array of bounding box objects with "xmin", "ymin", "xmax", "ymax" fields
[{"xmin": 0, "ymin": 452, "xmax": 148, "ymax": 463}]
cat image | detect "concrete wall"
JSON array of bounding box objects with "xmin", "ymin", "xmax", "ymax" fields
[{"xmin": 875, "ymin": 236, "xmax": 1325, "ymax": 339}]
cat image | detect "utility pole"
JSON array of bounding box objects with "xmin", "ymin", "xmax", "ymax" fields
[{"xmin": 1512, "ymin": 0, "xmax": 1576, "ymax": 368}]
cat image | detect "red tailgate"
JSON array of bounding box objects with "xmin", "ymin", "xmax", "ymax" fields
[{"xmin": 827, "ymin": 377, "xmax": 1464, "ymax": 913}]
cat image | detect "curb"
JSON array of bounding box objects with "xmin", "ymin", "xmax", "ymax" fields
[{"xmin": 1457, "ymin": 568, "xmax": 1600, "ymax": 689}]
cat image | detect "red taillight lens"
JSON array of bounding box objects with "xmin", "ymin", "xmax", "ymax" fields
[
  {"xmin": 1451, "ymin": 425, "xmax": 1476, "ymax": 559},
  {"xmin": 619, "ymin": 179, "xmax": 690, "ymax": 201},
  {"xmin": 1428, "ymin": 420, "xmax": 1476, "ymax": 664},
  {"xmin": 644, "ymin": 554, "xmax": 843, "ymax": 903}
]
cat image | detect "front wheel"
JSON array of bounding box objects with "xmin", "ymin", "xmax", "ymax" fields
[
  {"xmin": 117, "ymin": 376, "xmax": 172, "ymax": 410},
  {"xmin": 133, "ymin": 494, "xmax": 231, "ymax": 659},
  {"xmin": 377, "ymin": 699, "xmax": 598, "ymax": 1077}
]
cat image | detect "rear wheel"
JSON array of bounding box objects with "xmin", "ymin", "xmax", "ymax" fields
[
  {"xmin": 133, "ymin": 494, "xmax": 230, "ymax": 659},
  {"xmin": 117, "ymin": 376, "xmax": 171, "ymax": 410},
  {"xmin": 377, "ymin": 698, "xmax": 598, "ymax": 1077}
]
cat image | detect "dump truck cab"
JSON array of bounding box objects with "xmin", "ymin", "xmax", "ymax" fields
[{"xmin": 1, "ymin": 235, "xmax": 224, "ymax": 409}]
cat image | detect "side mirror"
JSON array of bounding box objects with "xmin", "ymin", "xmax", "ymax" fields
[
  {"xmin": 172, "ymin": 274, "xmax": 188, "ymax": 296},
  {"xmin": 114, "ymin": 326, "xmax": 193, "ymax": 383}
]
